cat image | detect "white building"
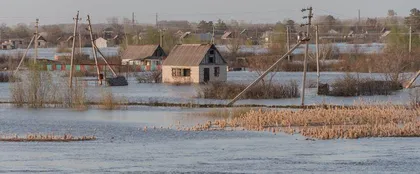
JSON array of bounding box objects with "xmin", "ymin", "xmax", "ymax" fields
[
  {"xmin": 95, "ymin": 37, "xmax": 108, "ymax": 48},
  {"xmin": 162, "ymin": 44, "xmax": 227, "ymax": 84}
]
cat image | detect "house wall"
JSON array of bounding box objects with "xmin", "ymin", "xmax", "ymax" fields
[
  {"xmin": 162, "ymin": 66, "xmax": 200, "ymax": 83},
  {"xmin": 198, "ymin": 65, "xmax": 228, "ymax": 83}
]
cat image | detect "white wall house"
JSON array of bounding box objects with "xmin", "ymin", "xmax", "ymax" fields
[
  {"xmin": 162, "ymin": 44, "xmax": 227, "ymax": 84},
  {"xmin": 95, "ymin": 37, "xmax": 108, "ymax": 48}
]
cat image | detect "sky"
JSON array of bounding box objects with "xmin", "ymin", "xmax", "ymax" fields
[{"xmin": 0, "ymin": 0, "xmax": 419, "ymax": 25}]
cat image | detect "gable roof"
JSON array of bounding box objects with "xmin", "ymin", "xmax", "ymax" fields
[
  {"xmin": 163, "ymin": 44, "xmax": 223, "ymax": 66},
  {"xmin": 121, "ymin": 45, "xmax": 161, "ymax": 60},
  {"xmin": 221, "ymin": 31, "xmax": 232, "ymax": 39}
]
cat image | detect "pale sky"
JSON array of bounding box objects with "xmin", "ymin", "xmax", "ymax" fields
[{"xmin": 0, "ymin": 0, "xmax": 418, "ymax": 25}]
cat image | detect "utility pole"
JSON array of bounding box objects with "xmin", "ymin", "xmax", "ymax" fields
[
  {"xmin": 132, "ymin": 12, "xmax": 135, "ymax": 30},
  {"xmin": 316, "ymin": 25, "xmax": 320, "ymax": 92},
  {"xmin": 211, "ymin": 25, "xmax": 215, "ymax": 44},
  {"xmin": 87, "ymin": 15, "xmax": 102, "ymax": 85},
  {"xmin": 357, "ymin": 9, "xmax": 361, "ymax": 33},
  {"xmin": 286, "ymin": 26, "xmax": 291, "ymax": 61},
  {"xmin": 34, "ymin": 18, "xmax": 39, "ymax": 63},
  {"xmin": 156, "ymin": 13, "xmax": 159, "ymax": 29},
  {"xmin": 159, "ymin": 29, "xmax": 163, "ymax": 46},
  {"xmin": 409, "ymin": 26, "xmax": 412, "ymax": 54},
  {"xmin": 301, "ymin": 7, "xmax": 313, "ymax": 106},
  {"xmin": 69, "ymin": 11, "xmax": 80, "ymax": 89}
]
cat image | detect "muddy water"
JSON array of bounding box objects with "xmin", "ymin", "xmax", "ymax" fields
[{"xmin": 1, "ymin": 107, "xmax": 420, "ymax": 173}]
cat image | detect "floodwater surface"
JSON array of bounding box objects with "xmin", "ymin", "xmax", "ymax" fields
[{"xmin": 0, "ymin": 107, "xmax": 420, "ymax": 173}]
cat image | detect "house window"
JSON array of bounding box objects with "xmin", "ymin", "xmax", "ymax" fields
[
  {"xmin": 19, "ymin": 41, "xmax": 23, "ymax": 44},
  {"xmin": 172, "ymin": 68, "xmax": 191, "ymax": 77},
  {"xmin": 208, "ymin": 50, "xmax": 215, "ymax": 63},
  {"xmin": 214, "ymin": 67, "xmax": 220, "ymax": 77}
]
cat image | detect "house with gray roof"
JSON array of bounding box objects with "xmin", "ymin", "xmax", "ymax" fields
[{"xmin": 162, "ymin": 44, "xmax": 227, "ymax": 84}]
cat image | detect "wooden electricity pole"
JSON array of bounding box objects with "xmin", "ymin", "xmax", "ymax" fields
[
  {"xmin": 87, "ymin": 15, "xmax": 102, "ymax": 85},
  {"xmin": 34, "ymin": 18, "xmax": 39, "ymax": 63},
  {"xmin": 227, "ymin": 40, "xmax": 305, "ymax": 106},
  {"xmin": 316, "ymin": 25, "xmax": 320, "ymax": 91},
  {"xmin": 286, "ymin": 26, "xmax": 291, "ymax": 61},
  {"xmin": 69, "ymin": 11, "xmax": 80, "ymax": 89},
  {"xmin": 301, "ymin": 7, "xmax": 313, "ymax": 106},
  {"xmin": 409, "ymin": 26, "xmax": 412, "ymax": 54}
]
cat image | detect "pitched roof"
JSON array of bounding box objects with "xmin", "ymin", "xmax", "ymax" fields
[
  {"xmin": 121, "ymin": 45, "xmax": 160, "ymax": 60},
  {"xmin": 221, "ymin": 31, "xmax": 232, "ymax": 39},
  {"xmin": 163, "ymin": 44, "xmax": 213, "ymax": 66}
]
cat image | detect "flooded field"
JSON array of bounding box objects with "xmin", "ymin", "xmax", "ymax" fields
[
  {"xmin": 1, "ymin": 71, "xmax": 420, "ymax": 173},
  {"xmin": 1, "ymin": 107, "xmax": 420, "ymax": 173},
  {"xmin": 0, "ymin": 71, "xmax": 417, "ymax": 106}
]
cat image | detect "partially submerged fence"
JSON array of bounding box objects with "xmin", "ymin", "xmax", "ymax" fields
[{"xmin": 42, "ymin": 64, "xmax": 161, "ymax": 72}]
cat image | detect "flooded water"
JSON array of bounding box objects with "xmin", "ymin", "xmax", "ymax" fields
[
  {"xmin": 1, "ymin": 70, "xmax": 420, "ymax": 173},
  {"xmin": 1, "ymin": 107, "xmax": 420, "ymax": 173},
  {"xmin": 1, "ymin": 71, "xmax": 417, "ymax": 106}
]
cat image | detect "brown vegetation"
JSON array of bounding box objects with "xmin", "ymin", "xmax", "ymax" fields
[
  {"xmin": 0, "ymin": 133, "xmax": 96, "ymax": 142},
  {"xmin": 327, "ymin": 74, "xmax": 403, "ymax": 96},
  {"xmin": 196, "ymin": 81, "xmax": 299, "ymax": 99},
  {"xmin": 184, "ymin": 105, "xmax": 420, "ymax": 140}
]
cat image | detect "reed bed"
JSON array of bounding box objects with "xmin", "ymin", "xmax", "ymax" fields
[
  {"xmin": 183, "ymin": 105, "xmax": 420, "ymax": 140},
  {"xmin": 0, "ymin": 133, "xmax": 96, "ymax": 142}
]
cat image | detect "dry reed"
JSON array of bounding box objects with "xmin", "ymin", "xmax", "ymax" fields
[
  {"xmin": 184, "ymin": 105, "xmax": 420, "ymax": 140},
  {"xmin": 0, "ymin": 133, "xmax": 96, "ymax": 142}
]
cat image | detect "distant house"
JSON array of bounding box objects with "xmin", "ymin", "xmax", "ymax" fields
[
  {"xmin": 95, "ymin": 37, "xmax": 108, "ymax": 48},
  {"xmin": 36, "ymin": 35, "xmax": 47, "ymax": 48},
  {"xmin": 121, "ymin": 45, "xmax": 166, "ymax": 66},
  {"xmin": 1, "ymin": 41, "xmax": 13, "ymax": 50},
  {"xmin": 162, "ymin": 44, "xmax": 227, "ymax": 84},
  {"xmin": 179, "ymin": 32, "xmax": 212, "ymax": 43}
]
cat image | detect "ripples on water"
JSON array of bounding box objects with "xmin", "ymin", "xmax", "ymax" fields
[{"xmin": 0, "ymin": 107, "xmax": 420, "ymax": 173}]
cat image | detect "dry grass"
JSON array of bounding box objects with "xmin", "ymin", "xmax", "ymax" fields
[
  {"xmin": 0, "ymin": 133, "xmax": 96, "ymax": 142},
  {"xmin": 196, "ymin": 81, "xmax": 299, "ymax": 99},
  {"xmin": 98, "ymin": 89, "xmax": 127, "ymax": 110},
  {"xmin": 10, "ymin": 64, "xmax": 88, "ymax": 109},
  {"xmin": 184, "ymin": 105, "xmax": 420, "ymax": 140}
]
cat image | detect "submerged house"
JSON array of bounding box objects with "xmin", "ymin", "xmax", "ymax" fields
[
  {"xmin": 121, "ymin": 45, "xmax": 166, "ymax": 66},
  {"xmin": 162, "ymin": 44, "xmax": 227, "ymax": 84}
]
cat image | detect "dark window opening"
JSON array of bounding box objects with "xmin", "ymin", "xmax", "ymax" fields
[
  {"xmin": 208, "ymin": 50, "xmax": 215, "ymax": 63},
  {"xmin": 214, "ymin": 67, "xmax": 220, "ymax": 77}
]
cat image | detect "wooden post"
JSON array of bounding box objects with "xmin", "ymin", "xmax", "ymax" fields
[
  {"xmin": 13, "ymin": 35, "xmax": 35, "ymax": 76},
  {"xmin": 87, "ymin": 15, "xmax": 102, "ymax": 85},
  {"xmin": 301, "ymin": 7, "xmax": 313, "ymax": 106},
  {"xmin": 69, "ymin": 11, "xmax": 80, "ymax": 89},
  {"xmin": 409, "ymin": 26, "xmax": 412, "ymax": 54},
  {"xmin": 34, "ymin": 18, "xmax": 39, "ymax": 64},
  {"xmin": 316, "ymin": 25, "xmax": 320, "ymax": 91},
  {"xmin": 93, "ymin": 44, "xmax": 117, "ymax": 76},
  {"xmin": 159, "ymin": 29, "xmax": 163, "ymax": 46},
  {"xmin": 406, "ymin": 70, "xmax": 420, "ymax": 89},
  {"xmin": 227, "ymin": 40, "xmax": 304, "ymax": 106},
  {"xmin": 287, "ymin": 26, "xmax": 291, "ymax": 61}
]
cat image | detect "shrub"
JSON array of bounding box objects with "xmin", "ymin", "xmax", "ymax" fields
[
  {"xmin": 197, "ymin": 81, "xmax": 299, "ymax": 99},
  {"xmin": 136, "ymin": 71, "xmax": 162, "ymax": 83},
  {"xmin": 328, "ymin": 74, "xmax": 402, "ymax": 96}
]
